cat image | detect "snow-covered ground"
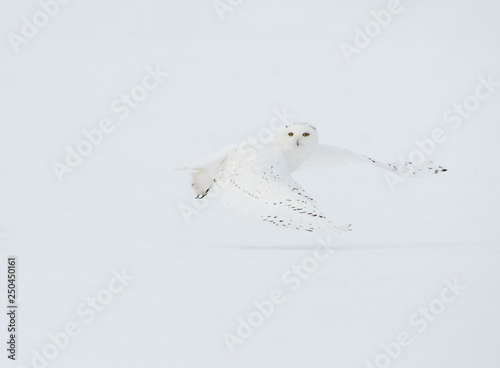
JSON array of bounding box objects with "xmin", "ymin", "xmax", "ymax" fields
[{"xmin": 1, "ymin": 1, "xmax": 500, "ymax": 367}]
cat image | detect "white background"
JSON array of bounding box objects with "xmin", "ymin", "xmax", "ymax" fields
[{"xmin": 1, "ymin": 0, "xmax": 499, "ymax": 367}]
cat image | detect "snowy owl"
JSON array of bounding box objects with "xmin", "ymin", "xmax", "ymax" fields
[{"xmin": 179, "ymin": 123, "xmax": 446, "ymax": 232}]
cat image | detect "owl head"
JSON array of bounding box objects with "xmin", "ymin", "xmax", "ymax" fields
[{"xmin": 276, "ymin": 122, "xmax": 318, "ymax": 151}]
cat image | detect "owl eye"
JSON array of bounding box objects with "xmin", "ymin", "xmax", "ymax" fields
[
  {"xmin": 303, "ymin": 132, "xmax": 310, "ymax": 137},
  {"xmin": 288, "ymin": 132, "xmax": 294, "ymax": 137}
]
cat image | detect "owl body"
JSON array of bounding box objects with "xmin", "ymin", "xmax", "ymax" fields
[{"xmin": 180, "ymin": 123, "xmax": 447, "ymax": 232}]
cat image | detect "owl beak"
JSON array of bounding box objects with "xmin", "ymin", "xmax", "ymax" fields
[{"xmin": 296, "ymin": 140, "xmax": 300, "ymax": 146}]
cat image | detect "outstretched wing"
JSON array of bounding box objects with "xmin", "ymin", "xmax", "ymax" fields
[
  {"xmin": 300, "ymin": 144, "xmax": 447, "ymax": 177},
  {"xmin": 214, "ymin": 147, "xmax": 350, "ymax": 233},
  {"xmin": 176, "ymin": 143, "xmax": 240, "ymax": 199}
]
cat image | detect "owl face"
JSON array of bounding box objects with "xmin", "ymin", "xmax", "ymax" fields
[{"xmin": 278, "ymin": 123, "xmax": 318, "ymax": 150}]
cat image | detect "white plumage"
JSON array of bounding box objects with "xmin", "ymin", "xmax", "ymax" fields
[{"xmin": 179, "ymin": 123, "xmax": 446, "ymax": 232}]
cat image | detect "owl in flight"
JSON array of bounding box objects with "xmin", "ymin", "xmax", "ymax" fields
[{"xmin": 180, "ymin": 123, "xmax": 446, "ymax": 232}]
